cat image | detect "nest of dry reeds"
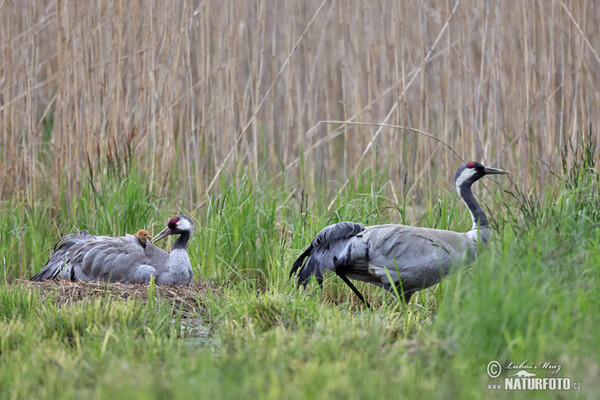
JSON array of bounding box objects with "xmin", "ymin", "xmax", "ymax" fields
[{"xmin": 13, "ymin": 279, "xmax": 222, "ymax": 317}]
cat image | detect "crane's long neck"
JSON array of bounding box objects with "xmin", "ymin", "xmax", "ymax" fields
[
  {"xmin": 172, "ymin": 232, "xmax": 190, "ymax": 251},
  {"xmin": 456, "ymin": 181, "xmax": 488, "ymax": 230},
  {"xmin": 156, "ymin": 232, "xmax": 193, "ymax": 285}
]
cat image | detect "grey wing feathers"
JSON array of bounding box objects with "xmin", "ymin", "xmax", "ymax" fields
[
  {"xmin": 72, "ymin": 236, "xmax": 154, "ymax": 282},
  {"xmin": 32, "ymin": 232, "xmax": 168, "ymax": 283},
  {"xmin": 290, "ymin": 221, "xmax": 365, "ymax": 286},
  {"xmin": 355, "ymin": 225, "xmax": 473, "ymax": 291},
  {"xmin": 31, "ymin": 230, "xmax": 96, "ymax": 281}
]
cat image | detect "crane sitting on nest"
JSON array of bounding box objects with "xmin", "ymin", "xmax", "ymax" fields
[
  {"xmin": 31, "ymin": 215, "xmax": 194, "ymax": 286},
  {"xmin": 290, "ymin": 162, "xmax": 508, "ymax": 308}
]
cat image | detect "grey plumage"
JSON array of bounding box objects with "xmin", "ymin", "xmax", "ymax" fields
[
  {"xmin": 31, "ymin": 215, "xmax": 195, "ymax": 285},
  {"xmin": 290, "ymin": 162, "xmax": 508, "ymax": 307},
  {"xmin": 291, "ymin": 221, "xmax": 365, "ymax": 286}
]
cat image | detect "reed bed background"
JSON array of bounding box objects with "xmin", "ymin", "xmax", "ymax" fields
[
  {"xmin": 2, "ymin": 0, "xmax": 599, "ymax": 206},
  {"xmin": 2, "ymin": 2, "xmax": 600, "ymax": 398}
]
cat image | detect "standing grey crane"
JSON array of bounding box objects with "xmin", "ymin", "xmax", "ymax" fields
[
  {"xmin": 290, "ymin": 162, "xmax": 508, "ymax": 307},
  {"xmin": 31, "ymin": 215, "xmax": 195, "ymax": 285}
]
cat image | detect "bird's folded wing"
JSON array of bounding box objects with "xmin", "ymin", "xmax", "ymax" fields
[
  {"xmin": 356, "ymin": 224, "xmax": 469, "ymax": 289},
  {"xmin": 69, "ymin": 236, "xmax": 154, "ymax": 282}
]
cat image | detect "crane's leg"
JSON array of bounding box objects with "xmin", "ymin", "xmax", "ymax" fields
[
  {"xmin": 400, "ymin": 290, "xmax": 412, "ymax": 305},
  {"xmin": 334, "ymin": 271, "xmax": 371, "ymax": 309},
  {"xmin": 392, "ymin": 283, "xmax": 412, "ymax": 305},
  {"xmin": 333, "ymin": 253, "xmax": 371, "ymax": 309}
]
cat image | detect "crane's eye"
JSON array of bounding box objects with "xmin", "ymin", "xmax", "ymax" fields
[
  {"xmin": 167, "ymin": 217, "xmax": 180, "ymax": 230},
  {"xmin": 466, "ymin": 161, "xmax": 476, "ymax": 168}
]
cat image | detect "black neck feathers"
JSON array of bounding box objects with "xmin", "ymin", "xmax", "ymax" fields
[
  {"xmin": 172, "ymin": 232, "xmax": 190, "ymax": 250},
  {"xmin": 457, "ymin": 181, "xmax": 488, "ymax": 228}
]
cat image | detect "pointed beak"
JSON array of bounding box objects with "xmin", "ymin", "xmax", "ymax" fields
[
  {"xmin": 484, "ymin": 167, "xmax": 509, "ymax": 175},
  {"xmin": 152, "ymin": 226, "xmax": 172, "ymax": 243}
]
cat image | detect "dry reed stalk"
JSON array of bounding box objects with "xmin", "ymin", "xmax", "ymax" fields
[{"xmin": 0, "ymin": 0, "xmax": 599, "ymax": 209}]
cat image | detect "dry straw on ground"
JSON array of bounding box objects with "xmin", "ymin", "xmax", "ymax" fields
[
  {"xmin": 15, "ymin": 279, "xmax": 221, "ymax": 316},
  {"xmin": 1, "ymin": 0, "xmax": 599, "ymax": 204}
]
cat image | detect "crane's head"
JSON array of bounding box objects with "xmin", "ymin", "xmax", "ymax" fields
[
  {"xmin": 152, "ymin": 215, "xmax": 195, "ymax": 243},
  {"xmin": 454, "ymin": 161, "xmax": 508, "ymax": 188},
  {"xmin": 134, "ymin": 229, "xmax": 152, "ymax": 247}
]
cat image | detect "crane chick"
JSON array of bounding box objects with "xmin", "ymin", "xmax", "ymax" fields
[{"xmin": 133, "ymin": 229, "xmax": 152, "ymax": 248}]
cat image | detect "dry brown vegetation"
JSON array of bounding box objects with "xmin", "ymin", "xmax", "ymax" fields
[
  {"xmin": 15, "ymin": 279, "xmax": 221, "ymax": 316},
  {"xmin": 2, "ymin": 0, "xmax": 599, "ymax": 204}
]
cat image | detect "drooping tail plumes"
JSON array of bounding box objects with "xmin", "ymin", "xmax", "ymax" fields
[
  {"xmin": 290, "ymin": 221, "xmax": 365, "ymax": 287},
  {"xmin": 30, "ymin": 230, "xmax": 95, "ymax": 281}
]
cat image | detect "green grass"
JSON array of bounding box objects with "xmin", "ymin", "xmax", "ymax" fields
[{"xmin": 1, "ymin": 150, "xmax": 599, "ymax": 399}]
